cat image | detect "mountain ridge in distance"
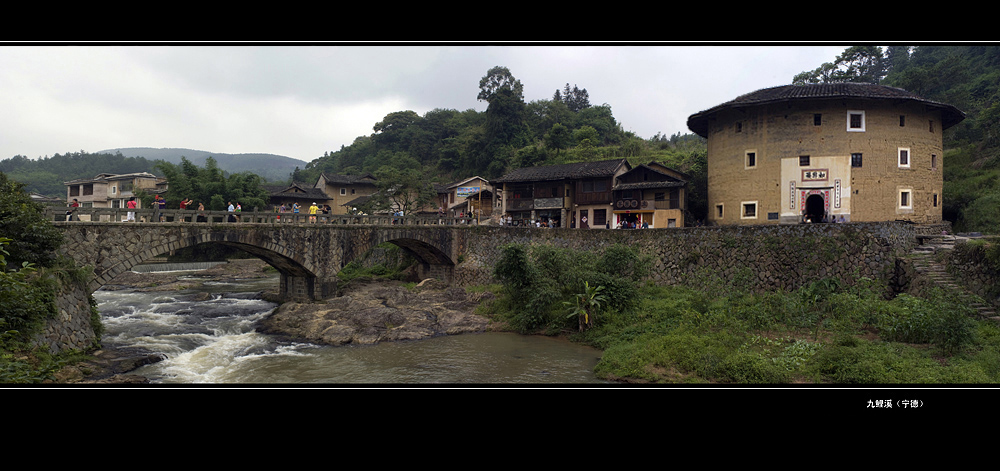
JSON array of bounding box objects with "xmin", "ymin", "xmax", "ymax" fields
[{"xmin": 99, "ymin": 147, "xmax": 310, "ymax": 182}]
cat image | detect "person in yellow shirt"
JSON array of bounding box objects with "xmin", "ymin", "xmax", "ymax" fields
[{"xmin": 309, "ymin": 202, "xmax": 318, "ymax": 223}]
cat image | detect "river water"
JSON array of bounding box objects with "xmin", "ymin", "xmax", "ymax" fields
[{"xmin": 94, "ymin": 267, "xmax": 607, "ymax": 385}]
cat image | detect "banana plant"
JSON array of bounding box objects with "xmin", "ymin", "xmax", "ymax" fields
[{"xmin": 564, "ymin": 281, "xmax": 607, "ymax": 332}]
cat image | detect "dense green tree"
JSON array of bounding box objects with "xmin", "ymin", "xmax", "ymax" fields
[
  {"xmin": 555, "ymin": 83, "xmax": 591, "ymax": 112},
  {"xmin": 793, "ymin": 46, "xmax": 888, "ymax": 84},
  {"xmin": 545, "ymin": 123, "xmax": 572, "ymax": 156},
  {"xmin": 477, "ymin": 66, "xmax": 524, "ymax": 103},
  {"xmin": 359, "ymin": 165, "xmax": 436, "ymax": 216},
  {"xmin": 154, "ymin": 157, "xmax": 269, "ymax": 211},
  {"xmin": 526, "ymin": 99, "xmax": 573, "ymax": 139},
  {"xmin": 0, "ymin": 172, "xmax": 63, "ymax": 268}
]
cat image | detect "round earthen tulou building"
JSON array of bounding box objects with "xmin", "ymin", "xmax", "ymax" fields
[{"xmin": 687, "ymin": 83, "xmax": 965, "ymax": 225}]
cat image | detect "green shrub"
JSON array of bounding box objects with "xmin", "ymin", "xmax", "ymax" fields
[
  {"xmin": 718, "ymin": 350, "xmax": 790, "ymax": 384},
  {"xmin": 876, "ymin": 290, "xmax": 976, "ymax": 354},
  {"xmin": 491, "ymin": 243, "xmax": 651, "ymax": 334}
]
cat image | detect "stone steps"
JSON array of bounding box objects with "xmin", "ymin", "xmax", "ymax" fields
[{"xmin": 909, "ymin": 239, "xmax": 997, "ymax": 321}]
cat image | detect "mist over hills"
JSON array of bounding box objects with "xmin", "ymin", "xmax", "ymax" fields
[{"xmin": 100, "ymin": 147, "xmax": 310, "ymax": 183}]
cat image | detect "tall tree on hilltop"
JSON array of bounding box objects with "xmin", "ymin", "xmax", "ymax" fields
[
  {"xmin": 478, "ymin": 66, "xmax": 524, "ymax": 103},
  {"xmin": 793, "ymin": 46, "xmax": 889, "ymax": 84},
  {"xmin": 557, "ymin": 83, "xmax": 591, "ymax": 112},
  {"xmin": 477, "ymin": 66, "xmax": 530, "ymax": 178}
]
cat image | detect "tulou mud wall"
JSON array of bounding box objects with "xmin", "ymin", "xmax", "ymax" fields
[{"xmin": 453, "ymin": 222, "xmax": 919, "ymax": 293}]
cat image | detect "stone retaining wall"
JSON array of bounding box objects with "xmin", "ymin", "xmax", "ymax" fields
[
  {"xmin": 35, "ymin": 281, "xmax": 98, "ymax": 354},
  {"xmin": 453, "ymin": 222, "xmax": 918, "ymax": 293},
  {"xmin": 946, "ymin": 238, "xmax": 1000, "ymax": 307}
]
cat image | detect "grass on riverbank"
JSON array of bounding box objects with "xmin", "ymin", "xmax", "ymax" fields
[{"xmin": 475, "ymin": 276, "xmax": 1000, "ymax": 384}]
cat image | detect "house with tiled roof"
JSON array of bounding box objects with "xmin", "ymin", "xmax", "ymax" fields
[
  {"xmin": 494, "ymin": 158, "xmax": 631, "ymax": 228},
  {"xmin": 64, "ymin": 172, "xmax": 165, "ymax": 209},
  {"xmin": 268, "ymin": 182, "xmax": 331, "ymax": 212},
  {"xmin": 612, "ymin": 162, "xmax": 689, "ymax": 228},
  {"xmin": 314, "ymin": 173, "xmax": 378, "ymax": 215},
  {"xmin": 687, "ymin": 83, "xmax": 965, "ymax": 225},
  {"xmin": 435, "ymin": 176, "xmax": 494, "ymax": 217}
]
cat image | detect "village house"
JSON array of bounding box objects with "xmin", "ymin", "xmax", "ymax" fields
[
  {"xmin": 435, "ymin": 176, "xmax": 494, "ymax": 217},
  {"xmin": 449, "ymin": 187, "xmax": 495, "ymax": 219},
  {"xmin": 686, "ymin": 83, "xmax": 965, "ymax": 225},
  {"xmin": 612, "ymin": 162, "xmax": 689, "ymax": 228},
  {"xmin": 314, "ymin": 173, "xmax": 378, "ymax": 214},
  {"xmin": 63, "ymin": 172, "xmax": 165, "ymax": 209},
  {"xmin": 494, "ymin": 159, "xmax": 631, "ymax": 228},
  {"xmin": 267, "ymin": 181, "xmax": 331, "ymax": 212}
]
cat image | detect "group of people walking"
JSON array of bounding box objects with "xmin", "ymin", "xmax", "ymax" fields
[{"xmin": 274, "ymin": 202, "xmax": 331, "ymax": 223}]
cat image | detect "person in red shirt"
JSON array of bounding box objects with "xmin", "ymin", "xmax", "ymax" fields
[
  {"xmin": 126, "ymin": 197, "xmax": 137, "ymax": 222},
  {"xmin": 179, "ymin": 198, "xmax": 192, "ymax": 221},
  {"xmin": 67, "ymin": 198, "xmax": 79, "ymax": 221}
]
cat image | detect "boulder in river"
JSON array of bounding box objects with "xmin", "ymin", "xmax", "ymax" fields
[{"xmin": 257, "ymin": 280, "xmax": 492, "ymax": 346}]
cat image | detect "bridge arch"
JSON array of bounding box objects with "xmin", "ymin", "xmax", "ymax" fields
[
  {"xmin": 56, "ymin": 222, "xmax": 462, "ymax": 302},
  {"xmin": 58, "ymin": 224, "xmax": 326, "ymax": 301},
  {"xmin": 337, "ymin": 228, "xmax": 457, "ymax": 283}
]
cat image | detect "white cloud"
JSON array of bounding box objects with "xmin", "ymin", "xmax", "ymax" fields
[{"xmin": 0, "ymin": 44, "xmax": 848, "ymax": 162}]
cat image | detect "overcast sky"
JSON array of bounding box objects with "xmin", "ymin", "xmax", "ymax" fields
[{"xmin": 0, "ymin": 43, "xmax": 848, "ymax": 164}]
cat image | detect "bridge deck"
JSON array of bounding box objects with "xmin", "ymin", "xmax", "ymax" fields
[{"xmin": 48, "ymin": 207, "xmax": 482, "ymax": 226}]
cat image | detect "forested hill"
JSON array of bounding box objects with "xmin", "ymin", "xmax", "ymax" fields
[
  {"xmin": 101, "ymin": 148, "xmax": 307, "ymax": 183},
  {"xmin": 0, "ymin": 148, "xmax": 306, "ymax": 196},
  {"xmin": 873, "ymin": 46, "xmax": 1000, "ymax": 233}
]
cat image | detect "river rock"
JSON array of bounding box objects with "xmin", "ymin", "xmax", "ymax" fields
[
  {"xmin": 257, "ymin": 279, "xmax": 490, "ymax": 346},
  {"xmin": 47, "ymin": 348, "xmax": 166, "ymax": 384}
]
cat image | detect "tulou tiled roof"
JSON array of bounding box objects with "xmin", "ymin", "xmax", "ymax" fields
[
  {"xmin": 495, "ymin": 159, "xmax": 629, "ymax": 183},
  {"xmin": 268, "ymin": 183, "xmax": 329, "ymax": 201},
  {"xmin": 320, "ymin": 173, "xmax": 376, "ymax": 185},
  {"xmin": 686, "ymin": 82, "xmax": 966, "ymax": 137}
]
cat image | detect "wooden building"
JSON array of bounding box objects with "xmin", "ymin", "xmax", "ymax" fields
[
  {"xmin": 495, "ymin": 159, "xmax": 631, "ymax": 228},
  {"xmin": 612, "ymin": 162, "xmax": 689, "ymax": 228}
]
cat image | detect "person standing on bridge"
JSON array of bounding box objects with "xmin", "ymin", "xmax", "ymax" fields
[
  {"xmin": 292, "ymin": 202, "xmax": 300, "ymax": 223},
  {"xmin": 67, "ymin": 198, "xmax": 79, "ymax": 221},
  {"xmin": 309, "ymin": 202, "xmax": 318, "ymax": 223},
  {"xmin": 154, "ymin": 195, "xmax": 165, "ymax": 222},
  {"xmin": 126, "ymin": 197, "xmax": 136, "ymax": 222},
  {"xmin": 179, "ymin": 198, "xmax": 192, "ymax": 222}
]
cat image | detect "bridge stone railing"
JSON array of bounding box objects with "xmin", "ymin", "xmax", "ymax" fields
[{"xmin": 46, "ymin": 207, "xmax": 483, "ymax": 226}]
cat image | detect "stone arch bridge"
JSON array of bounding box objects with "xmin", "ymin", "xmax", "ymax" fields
[
  {"xmin": 42, "ymin": 210, "xmax": 933, "ymax": 353},
  {"xmin": 55, "ymin": 219, "xmax": 468, "ymax": 302},
  {"xmin": 53, "ymin": 210, "xmax": 927, "ymax": 305}
]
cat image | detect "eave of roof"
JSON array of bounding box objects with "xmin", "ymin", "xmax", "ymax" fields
[
  {"xmin": 613, "ymin": 181, "xmax": 686, "ymax": 191},
  {"xmin": 320, "ymin": 173, "xmax": 377, "ymax": 185},
  {"xmin": 495, "ymin": 159, "xmax": 630, "ymax": 183}
]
